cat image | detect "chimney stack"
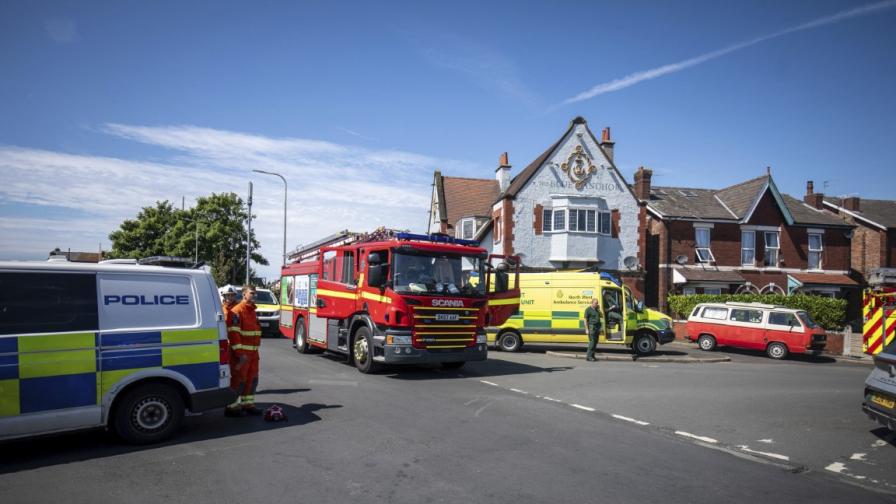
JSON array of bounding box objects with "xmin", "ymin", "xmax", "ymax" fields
[
  {"xmin": 843, "ymin": 196, "xmax": 861, "ymax": 212},
  {"xmin": 803, "ymin": 180, "xmax": 824, "ymax": 209},
  {"xmin": 634, "ymin": 166, "xmax": 653, "ymax": 201},
  {"xmin": 496, "ymin": 152, "xmax": 511, "ymax": 193},
  {"xmin": 599, "ymin": 127, "xmax": 615, "ymax": 163}
]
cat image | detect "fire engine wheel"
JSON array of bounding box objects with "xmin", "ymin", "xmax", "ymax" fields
[
  {"xmin": 498, "ymin": 331, "xmax": 522, "ymax": 352},
  {"xmin": 697, "ymin": 334, "xmax": 717, "ymax": 352},
  {"xmin": 767, "ymin": 342, "xmax": 789, "ymax": 360},
  {"xmin": 352, "ymin": 326, "xmax": 381, "ymax": 374},
  {"xmin": 112, "ymin": 382, "xmax": 184, "ymax": 445},
  {"xmin": 633, "ymin": 333, "xmax": 657, "ymax": 356},
  {"xmin": 295, "ymin": 319, "xmax": 311, "ymax": 354}
]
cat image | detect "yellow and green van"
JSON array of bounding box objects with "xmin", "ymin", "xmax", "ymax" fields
[{"xmin": 487, "ymin": 272, "xmax": 674, "ymax": 355}]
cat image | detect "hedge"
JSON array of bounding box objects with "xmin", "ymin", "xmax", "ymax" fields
[{"xmin": 666, "ymin": 294, "xmax": 847, "ymax": 330}]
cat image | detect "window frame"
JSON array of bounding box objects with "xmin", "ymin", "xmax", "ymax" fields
[
  {"xmin": 763, "ymin": 231, "xmax": 780, "ymax": 267},
  {"xmin": 597, "ymin": 211, "xmax": 611, "ymax": 236},
  {"xmin": 543, "ymin": 208, "xmax": 553, "ymax": 232},
  {"xmin": 741, "ymin": 230, "xmax": 755, "ymax": 267},
  {"xmin": 568, "ymin": 207, "xmax": 597, "ymax": 233},
  {"xmin": 694, "ymin": 226, "xmax": 715, "ymax": 263},
  {"xmin": 808, "ymin": 232, "xmax": 823, "ymax": 270}
]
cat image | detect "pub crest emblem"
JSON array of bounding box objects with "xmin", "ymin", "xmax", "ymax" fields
[{"xmin": 560, "ymin": 145, "xmax": 597, "ymax": 190}]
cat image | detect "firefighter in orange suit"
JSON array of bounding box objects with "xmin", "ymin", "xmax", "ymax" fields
[
  {"xmin": 221, "ymin": 286, "xmax": 246, "ymax": 417},
  {"xmin": 226, "ymin": 285, "xmax": 263, "ymax": 416}
]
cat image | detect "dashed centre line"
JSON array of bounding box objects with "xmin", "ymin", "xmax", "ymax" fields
[
  {"xmin": 509, "ymin": 388, "xmax": 528, "ymax": 394},
  {"xmin": 480, "ymin": 380, "xmax": 499, "ymax": 387},
  {"xmin": 612, "ymin": 414, "xmax": 650, "ymax": 426},
  {"xmin": 571, "ymin": 404, "xmax": 596, "ymax": 412},
  {"xmin": 675, "ymin": 431, "xmax": 719, "ymax": 444}
]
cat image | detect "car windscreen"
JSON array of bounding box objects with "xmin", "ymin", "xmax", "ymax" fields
[
  {"xmin": 797, "ymin": 311, "xmax": 819, "ymax": 329},
  {"xmin": 392, "ymin": 251, "xmax": 485, "ymax": 297},
  {"xmin": 255, "ymin": 291, "xmax": 276, "ymax": 304}
]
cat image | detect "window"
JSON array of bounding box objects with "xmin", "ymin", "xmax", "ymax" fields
[
  {"xmin": 730, "ymin": 309, "xmax": 763, "ymax": 324},
  {"xmin": 695, "ymin": 227, "xmax": 714, "ymax": 263},
  {"xmin": 321, "ymin": 250, "xmax": 337, "ymax": 281},
  {"xmin": 764, "ymin": 231, "xmax": 780, "ymax": 267},
  {"xmin": 741, "ymin": 231, "xmax": 755, "ymax": 266},
  {"xmin": 456, "ymin": 219, "xmax": 474, "ymax": 240},
  {"xmin": 704, "ymin": 287, "xmax": 722, "ymax": 295},
  {"xmin": 339, "ymin": 251, "xmax": 356, "ymax": 285},
  {"xmin": 683, "ymin": 287, "xmax": 696, "ymax": 296},
  {"xmin": 598, "ymin": 211, "xmax": 611, "ymax": 235},
  {"xmin": 543, "ymin": 209, "xmax": 553, "ymax": 232},
  {"xmin": 0, "ymin": 272, "xmax": 98, "ymax": 335},
  {"xmin": 769, "ymin": 312, "xmax": 799, "ymax": 327},
  {"xmin": 552, "ymin": 210, "xmax": 565, "ymax": 231},
  {"xmin": 569, "ymin": 209, "xmax": 596, "ymax": 232},
  {"xmin": 494, "ymin": 216, "xmax": 502, "ymax": 244},
  {"xmin": 701, "ymin": 306, "xmax": 728, "ymax": 320},
  {"xmin": 808, "ymin": 233, "xmax": 823, "ymax": 270}
]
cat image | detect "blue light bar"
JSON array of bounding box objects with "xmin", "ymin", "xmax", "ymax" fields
[
  {"xmin": 396, "ymin": 232, "xmax": 480, "ymax": 247},
  {"xmin": 600, "ymin": 272, "xmax": 622, "ymax": 286}
]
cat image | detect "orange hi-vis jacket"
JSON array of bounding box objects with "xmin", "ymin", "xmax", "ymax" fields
[
  {"xmin": 223, "ymin": 302, "xmax": 241, "ymax": 359},
  {"xmin": 231, "ymin": 301, "xmax": 262, "ymax": 356}
]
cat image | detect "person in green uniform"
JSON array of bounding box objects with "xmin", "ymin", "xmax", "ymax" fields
[{"xmin": 584, "ymin": 298, "xmax": 602, "ymax": 362}]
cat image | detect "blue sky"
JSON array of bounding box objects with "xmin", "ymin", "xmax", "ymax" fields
[{"xmin": 2, "ymin": 0, "xmax": 895, "ymax": 281}]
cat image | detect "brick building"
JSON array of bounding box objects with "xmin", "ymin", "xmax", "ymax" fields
[
  {"xmin": 641, "ymin": 170, "xmax": 857, "ymax": 313},
  {"xmin": 429, "ymin": 116, "xmax": 647, "ymax": 296}
]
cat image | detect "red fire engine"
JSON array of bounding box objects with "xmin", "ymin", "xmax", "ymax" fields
[{"xmin": 278, "ymin": 230, "xmax": 520, "ymax": 373}]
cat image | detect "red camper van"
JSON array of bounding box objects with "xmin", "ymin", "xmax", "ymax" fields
[{"xmin": 686, "ymin": 302, "xmax": 827, "ymax": 359}]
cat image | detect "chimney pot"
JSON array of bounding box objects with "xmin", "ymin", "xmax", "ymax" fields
[
  {"xmin": 599, "ymin": 126, "xmax": 615, "ymax": 163},
  {"xmin": 806, "ymin": 180, "xmax": 814, "ymax": 195}
]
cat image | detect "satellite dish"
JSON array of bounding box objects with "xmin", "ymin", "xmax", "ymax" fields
[
  {"xmin": 675, "ymin": 255, "xmax": 688, "ymax": 265},
  {"xmin": 623, "ymin": 256, "xmax": 638, "ymax": 270}
]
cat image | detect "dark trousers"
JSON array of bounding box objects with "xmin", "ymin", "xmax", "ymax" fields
[{"xmin": 586, "ymin": 326, "xmax": 601, "ymax": 358}]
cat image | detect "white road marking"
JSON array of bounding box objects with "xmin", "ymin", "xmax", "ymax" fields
[
  {"xmin": 675, "ymin": 431, "xmax": 718, "ymax": 444},
  {"xmin": 758, "ymin": 439, "xmax": 774, "ymax": 444},
  {"xmin": 571, "ymin": 404, "xmax": 596, "ymax": 412},
  {"xmin": 480, "ymin": 380, "xmax": 499, "ymax": 387},
  {"xmin": 850, "ymin": 453, "xmax": 867, "ymax": 461},
  {"xmin": 612, "ymin": 414, "xmax": 650, "ymax": 426},
  {"xmin": 542, "ymin": 396, "xmax": 562, "ymax": 403},
  {"xmin": 825, "ymin": 462, "xmax": 847, "ymax": 474},
  {"xmin": 737, "ymin": 445, "xmax": 790, "ymax": 461},
  {"xmin": 873, "ymin": 440, "xmax": 888, "ymax": 447},
  {"xmin": 509, "ymin": 388, "xmax": 528, "ymax": 394}
]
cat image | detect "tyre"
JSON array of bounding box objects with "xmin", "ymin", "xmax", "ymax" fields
[
  {"xmin": 112, "ymin": 382, "xmax": 185, "ymax": 445},
  {"xmin": 633, "ymin": 333, "xmax": 657, "ymax": 356},
  {"xmin": 352, "ymin": 326, "xmax": 380, "ymax": 374},
  {"xmin": 440, "ymin": 361, "xmax": 465, "ymax": 370},
  {"xmin": 766, "ymin": 342, "xmax": 789, "ymax": 360},
  {"xmin": 498, "ymin": 331, "xmax": 522, "ymax": 352},
  {"xmin": 295, "ymin": 319, "xmax": 312, "ymax": 354},
  {"xmin": 697, "ymin": 334, "xmax": 717, "ymax": 352}
]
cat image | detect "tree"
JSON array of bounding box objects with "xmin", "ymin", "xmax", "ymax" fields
[{"xmin": 108, "ymin": 193, "xmax": 268, "ymax": 285}]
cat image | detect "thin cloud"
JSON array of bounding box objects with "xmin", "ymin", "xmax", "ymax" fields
[
  {"xmin": 44, "ymin": 18, "xmax": 80, "ymax": 44},
  {"xmin": 1, "ymin": 125, "xmax": 475, "ymax": 280},
  {"xmin": 562, "ymin": 0, "xmax": 896, "ymax": 105},
  {"xmin": 336, "ymin": 126, "xmax": 378, "ymax": 142}
]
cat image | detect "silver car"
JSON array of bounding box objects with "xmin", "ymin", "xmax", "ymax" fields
[{"xmin": 863, "ymin": 339, "xmax": 896, "ymax": 431}]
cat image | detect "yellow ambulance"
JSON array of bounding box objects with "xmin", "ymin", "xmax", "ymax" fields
[{"xmin": 487, "ymin": 272, "xmax": 674, "ymax": 355}]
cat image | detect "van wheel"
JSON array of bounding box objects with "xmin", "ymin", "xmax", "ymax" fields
[
  {"xmin": 352, "ymin": 326, "xmax": 381, "ymax": 374},
  {"xmin": 295, "ymin": 319, "xmax": 311, "ymax": 354},
  {"xmin": 498, "ymin": 331, "xmax": 522, "ymax": 352},
  {"xmin": 633, "ymin": 333, "xmax": 657, "ymax": 356},
  {"xmin": 697, "ymin": 334, "xmax": 717, "ymax": 352},
  {"xmin": 112, "ymin": 382, "xmax": 184, "ymax": 445},
  {"xmin": 767, "ymin": 342, "xmax": 788, "ymax": 360}
]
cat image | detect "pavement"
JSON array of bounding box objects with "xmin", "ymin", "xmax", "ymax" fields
[{"xmin": 0, "ymin": 337, "xmax": 893, "ymax": 504}]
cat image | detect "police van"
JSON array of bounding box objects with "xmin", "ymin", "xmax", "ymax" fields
[{"xmin": 0, "ymin": 258, "xmax": 236, "ymax": 444}]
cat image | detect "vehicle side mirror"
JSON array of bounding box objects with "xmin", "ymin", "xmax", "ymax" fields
[{"xmin": 368, "ymin": 264, "xmax": 388, "ymax": 289}]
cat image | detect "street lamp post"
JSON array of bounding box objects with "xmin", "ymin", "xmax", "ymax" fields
[{"xmin": 252, "ymin": 169, "xmax": 288, "ymax": 267}]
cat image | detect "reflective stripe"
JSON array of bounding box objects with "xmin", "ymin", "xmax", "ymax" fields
[
  {"xmin": 488, "ymin": 297, "xmax": 520, "ymax": 306},
  {"xmin": 232, "ymin": 344, "xmax": 259, "ymax": 351},
  {"xmin": 227, "ymin": 326, "xmax": 240, "ymax": 332},
  {"xmin": 236, "ymin": 330, "xmax": 262, "ymax": 336},
  {"xmin": 162, "ymin": 328, "xmax": 217, "ymax": 344},
  {"xmin": 162, "ymin": 343, "xmax": 218, "ymax": 367},
  {"xmin": 317, "ymin": 288, "xmax": 357, "ymax": 300}
]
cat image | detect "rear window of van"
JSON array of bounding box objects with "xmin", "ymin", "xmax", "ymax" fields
[{"xmin": 701, "ymin": 306, "xmax": 728, "ymax": 320}]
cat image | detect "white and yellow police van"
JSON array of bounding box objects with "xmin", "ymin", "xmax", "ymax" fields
[{"xmin": 0, "ymin": 258, "xmax": 236, "ymax": 444}]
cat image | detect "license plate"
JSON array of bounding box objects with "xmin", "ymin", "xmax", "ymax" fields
[
  {"xmin": 260, "ymin": 322, "xmax": 269, "ymax": 328},
  {"xmin": 436, "ymin": 314, "xmax": 460, "ymax": 321},
  {"xmin": 871, "ymin": 393, "xmax": 896, "ymax": 409}
]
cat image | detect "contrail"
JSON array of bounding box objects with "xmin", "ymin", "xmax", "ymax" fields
[{"xmin": 561, "ymin": 0, "xmax": 896, "ymax": 105}]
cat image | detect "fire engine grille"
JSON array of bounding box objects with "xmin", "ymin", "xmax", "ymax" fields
[{"xmin": 411, "ymin": 306, "xmax": 478, "ymax": 349}]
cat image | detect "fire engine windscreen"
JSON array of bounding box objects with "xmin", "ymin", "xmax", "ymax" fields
[{"xmin": 392, "ymin": 252, "xmax": 486, "ymax": 297}]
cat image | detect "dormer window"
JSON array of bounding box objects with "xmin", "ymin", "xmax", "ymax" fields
[
  {"xmin": 456, "ymin": 218, "xmax": 475, "ymax": 240},
  {"xmin": 694, "ymin": 224, "xmax": 715, "ymax": 263}
]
